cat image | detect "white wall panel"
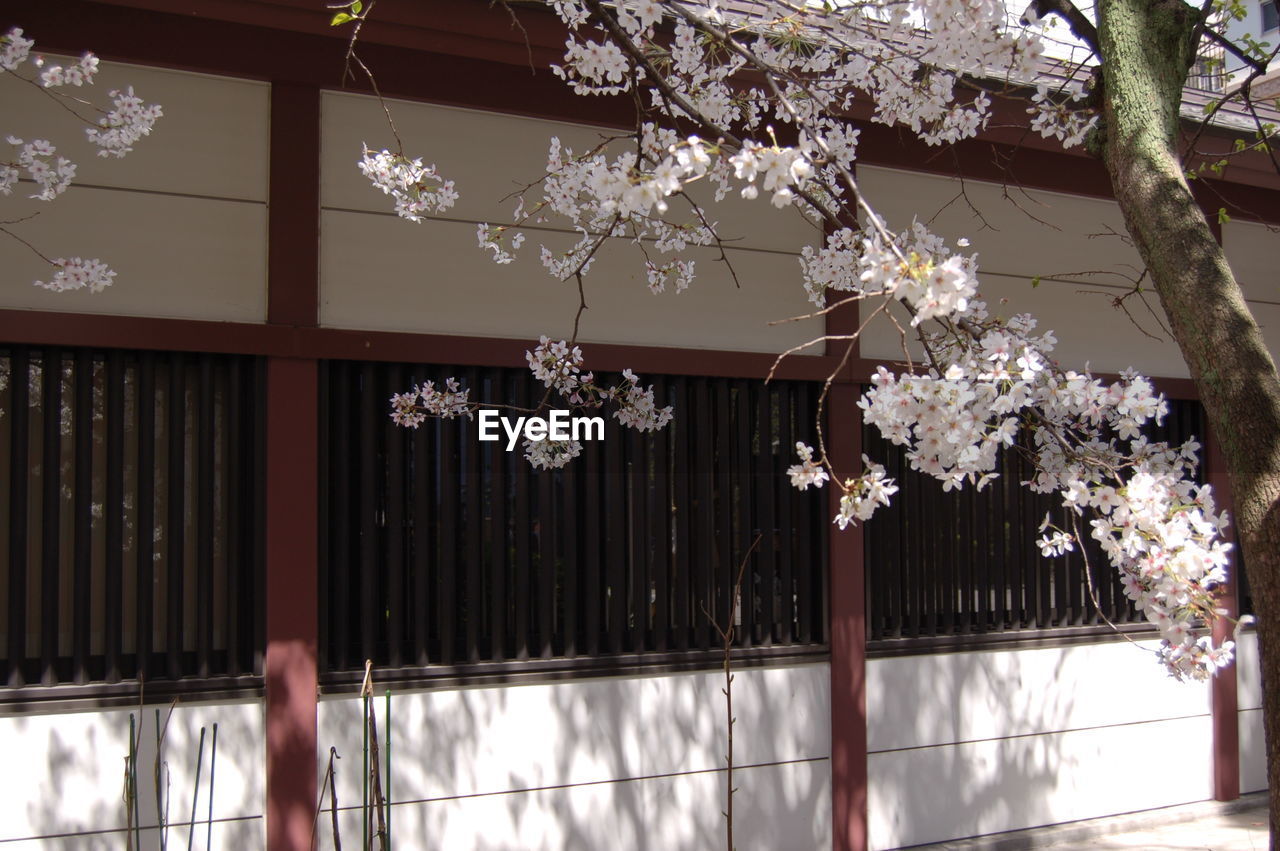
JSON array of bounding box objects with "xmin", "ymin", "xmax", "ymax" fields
[
  {"xmin": 868, "ymin": 714, "xmax": 1214, "ymax": 850},
  {"xmin": 320, "ymin": 92, "xmax": 817, "ymax": 254},
  {"xmin": 314, "ymin": 758, "xmax": 828, "ymax": 851},
  {"xmin": 0, "ymin": 699, "xmax": 264, "ymax": 847},
  {"xmin": 0, "ymin": 57, "xmax": 268, "ymax": 201},
  {"xmin": 316, "ymin": 663, "xmax": 829, "ymax": 847},
  {"xmin": 1240, "ymin": 708, "xmax": 1267, "ymax": 794},
  {"xmin": 0, "ymin": 186, "xmax": 267, "ymax": 321},
  {"xmin": 1223, "ymin": 218, "xmax": 1280, "ymax": 306},
  {"xmin": 1237, "ymin": 630, "xmax": 1262, "ymax": 711},
  {"xmin": 856, "ymin": 166, "xmax": 1276, "ymax": 379},
  {"xmin": 867, "ymin": 639, "xmax": 1210, "ymax": 753},
  {"xmin": 320, "ymin": 210, "xmax": 820, "ymax": 352}
]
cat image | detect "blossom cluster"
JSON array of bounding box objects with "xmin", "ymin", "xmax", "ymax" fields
[
  {"xmin": 0, "ymin": 27, "xmax": 34, "ymax": 72},
  {"xmin": 787, "ymin": 442, "xmax": 829, "ymax": 490},
  {"xmin": 527, "ymin": 335, "xmax": 587, "ymax": 393},
  {"xmin": 609, "ymin": 368, "xmax": 673, "ymax": 433},
  {"xmin": 34, "ymin": 52, "xmax": 99, "ymax": 88},
  {"xmin": 31, "ymin": 257, "xmax": 116, "ymax": 293},
  {"xmin": 85, "ymin": 86, "xmax": 163, "ymax": 158},
  {"xmin": 849, "ymin": 315, "xmax": 1234, "ymax": 679},
  {"xmin": 1028, "ymin": 83, "xmax": 1097, "ymax": 149},
  {"xmin": 524, "ymin": 436, "xmax": 584, "ymax": 470},
  {"xmin": 3, "ymin": 27, "xmax": 162, "ymax": 294},
  {"xmin": 389, "ymin": 340, "xmax": 672, "ymax": 467},
  {"xmin": 801, "ymin": 221, "xmax": 979, "ymax": 325},
  {"xmin": 390, "ymin": 378, "xmax": 472, "ymax": 428},
  {"xmin": 5, "ymin": 136, "xmax": 76, "ymax": 200},
  {"xmin": 358, "ymin": 147, "xmax": 458, "ymax": 222}
]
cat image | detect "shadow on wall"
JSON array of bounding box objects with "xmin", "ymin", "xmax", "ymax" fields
[
  {"xmin": 316, "ymin": 663, "xmax": 831, "ymax": 850},
  {"xmin": 866, "ymin": 650, "xmax": 1074, "ymax": 849},
  {"xmin": 7, "ymin": 701, "xmax": 264, "ymax": 849}
]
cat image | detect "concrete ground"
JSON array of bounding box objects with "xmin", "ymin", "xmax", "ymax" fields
[{"xmin": 907, "ymin": 792, "xmax": 1270, "ymax": 850}]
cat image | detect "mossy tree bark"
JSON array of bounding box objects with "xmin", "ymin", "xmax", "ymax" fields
[{"xmin": 1096, "ymin": 0, "xmax": 1280, "ymax": 837}]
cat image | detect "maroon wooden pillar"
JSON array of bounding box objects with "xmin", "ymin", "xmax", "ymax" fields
[
  {"xmin": 1206, "ymin": 423, "xmax": 1241, "ymax": 802},
  {"xmin": 265, "ymin": 356, "xmax": 320, "ymax": 848},
  {"xmin": 828, "ymin": 286, "xmax": 868, "ymax": 851},
  {"xmin": 265, "ymin": 82, "xmax": 321, "ymax": 849}
]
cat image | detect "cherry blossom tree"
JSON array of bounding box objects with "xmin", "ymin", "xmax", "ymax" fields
[
  {"xmin": 342, "ymin": 0, "xmax": 1280, "ymax": 833},
  {"xmin": 0, "ymin": 27, "xmax": 162, "ymax": 293}
]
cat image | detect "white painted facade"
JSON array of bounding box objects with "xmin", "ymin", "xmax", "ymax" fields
[
  {"xmin": 315, "ymin": 664, "xmax": 831, "ymax": 850},
  {"xmin": 0, "ymin": 698, "xmax": 265, "ymax": 848},
  {"xmin": 0, "ymin": 57, "xmax": 1273, "ymax": 850}
]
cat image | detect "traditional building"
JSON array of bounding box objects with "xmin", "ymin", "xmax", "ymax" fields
[{"xmin": 0, "ymin": 1, "xmax": 1276, "ymax": 848}]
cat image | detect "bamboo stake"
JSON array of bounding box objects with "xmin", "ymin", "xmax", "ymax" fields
[{"xmin": 187, "ymin": 726, "xmax": 205, "ymax": 851}]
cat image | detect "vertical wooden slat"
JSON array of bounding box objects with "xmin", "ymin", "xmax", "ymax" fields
[
  {"xmin": 412, "ymin": 368, "xmax": 433, "ymax": 666},
  {"xmin": 7, "ymin": 349, "xmax": 30, "ymax": 687},
  {"xmin": 583, "ymin": 432, "xmax": 601, "ymax": 657},
  {"xmin": 650, "ymin": 377, "xmax": 669, "ymax": 652},
  {"xmin": 605, "ymin": 411, "xmax": 625, "ymax": 655},
  {"xmin": 487, "ymin": 381, "xmax": 507, "ymax": 661},
  {"xmin": 692, "ymin": 379, "xmax": 714, "ymax": 650},
  {"xmin": 777, "ymin": 384, "xmax": 794, "ymax": 645},
  {"xmin": 794, "ymin": 382, "xmax": 814, "ymax": 644},
  {"xmin": 627, "ymin": 429, "xmax": 647, "ymax": 653},
  {"xmin": 72, "ymin": 348, "xmax": 93, "ymax": 683},
  {"xmin": 512, "ymin": 379, "xmax": 531, "ymax": 660},
  {"xmin": 714, "ymin": 378, "xmax": 734, "ymax": 635},
  {"xmin": 672, "ymin": 377, "xmax": 691, "ymax": 651},
  {"xmin": 40, "ymin": 347, "xmax": 62, "ymax": 685},
  {"xmin": 104, "ymin": 350, "xmax": 125, "ymax": 682},
  {"xmin": 197, "ymin": 355, "xmax": 215, "ymax": 678},
  {"xmin": 755, "ymin": 382, "xmax": 775, "ymax": 646},
  {"xmin": 563, "ymin": 459, "xmax": 579, "ymax": 658},
  {"xmin": 464, "ymin": 368, "xmax": 483, "ymax": 662},
  {"xmin": 135, "ymin": 356, "xmax": 156, "ymax": 682},
  {"xmin": 359, "ymin": 362, "xmax": 378, "ymax": 666},
  {"xmin": 733, "ymin": 380, "xmax": 754, "ymax": 646},
  {"xmin": 165, "ymin": 352, "xmax": 186, "ymax": 680},
  {"xmin": 331, "ymin": 361, "xmax": 352, "ymax": 672},
  {"xmin": 386, "ymin": 363, "xmax": 406, "ymax": 669}
]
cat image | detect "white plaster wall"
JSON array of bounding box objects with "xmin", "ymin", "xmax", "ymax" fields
[
  {"xmin": 0, "ymin": 698, "xmax": 265, "ymax": 848},
  {"xmin": 319, "ymin": 92, "xmax": 823, "ymax": 353},
  {"xmin": 0, "ymin": 59, "xmax": 269, "ymax": 321},
  {"xmin": 867, "ymin": 638, "xmax": 1214, "ymax": 849},
  {"xmin": 857, "ymin": 166, "xmax": 1280, "ymax": 378},
  {"xmin": 314, "ymin": 663, "xmax": 831, "ymax": 850},
  {"xmin": 1236, "ymin": 630, "xmax": 1267, "ymax": 793}
]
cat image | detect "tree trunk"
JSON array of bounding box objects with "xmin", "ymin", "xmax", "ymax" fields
[{"xmin": 1096, "ymin": 0, "xmax": 1280, "ymax": 839}]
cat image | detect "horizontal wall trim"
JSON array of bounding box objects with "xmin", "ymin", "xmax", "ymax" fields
[
  {"xmin": 0, "ymin": 309, "xmax": 846, "ymax": 380},
  {"xmin": 0, "ymin": 310, "xmax": 1204, "ymax": 395},
  {"xmin": 0, "ymin": 676, "xmax": 265, "ymax": 715},
  {"xmin": 867, "ymin": 623, "xmax": 1159, "ymax": 658},
  {"xmin": 318, "ymin": 645, "xmax": 831, "ymax": 695},
  {"xmin": 323, "ymin": 756, "xmax": 830, "ymax": 812},
  {"xmin": 868, "ymin": 710, "xmax": 1211, "ymax": 756}
]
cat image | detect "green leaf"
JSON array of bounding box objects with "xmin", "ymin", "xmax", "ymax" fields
[
  {"xmin": 1217, "ymin": 208, "xmax": 1231, "ymax": 225},
  {"xmin": 351, "ymin": 0, "xmax": 363, "ymax": 13},
  {"xmin": 1031, "ymin": 275, "xmax": 1041, "ymax": 288},
  {"xmin": 330, "ymin": 11, "xmax": 354, "ymax": 25}
]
